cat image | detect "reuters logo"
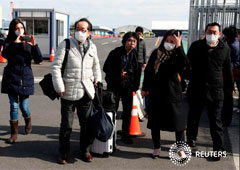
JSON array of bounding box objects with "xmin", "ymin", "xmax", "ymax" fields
[{"xmin": 169, "ymin": 141, "xmax": 192, "ymax": 166}]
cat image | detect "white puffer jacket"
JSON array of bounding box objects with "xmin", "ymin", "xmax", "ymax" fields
[{"xmin": 51, "ymin": 37, "xmax": 102, "ymax": 101}]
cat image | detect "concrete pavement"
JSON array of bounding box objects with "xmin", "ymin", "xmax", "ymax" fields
[
  {"xmin": 0, "ymin": 37, "xmax": 239, "ymax": 169},
  {"xmin": 0, "ymin": 92, "xmax": 239, "ymax": 170}
]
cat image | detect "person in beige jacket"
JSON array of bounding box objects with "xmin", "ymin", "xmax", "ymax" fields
[{"xmin": 51, "ymin": 18, "xmax": 101, "ymax": 164}]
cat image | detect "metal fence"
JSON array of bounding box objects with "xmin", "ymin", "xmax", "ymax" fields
[{"xmin": 188, "ymin": 0, "xmax": 240, "ymax": 48}]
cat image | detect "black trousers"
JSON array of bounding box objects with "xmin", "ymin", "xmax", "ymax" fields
[
  {"xmin": 136, "ymin": 63, "xmax": 143, "ymax": 89},
  {"xmin": 151, "ymin": 129, "xmax": 185, "ymax": 149},
  {"xmin": 114, "ymin": 88, "xmax": 133, "ymax": 138},
  {"xmin": 186, "ymin": 98, "xmax": 224, "ymax": 151},
  {"xmin": 221, "ymin": 91, "xmax": 233, "ymax": 126},
  {"xmin": 59, "ymin": 93, "xmax": 93, "ymax": 155}
]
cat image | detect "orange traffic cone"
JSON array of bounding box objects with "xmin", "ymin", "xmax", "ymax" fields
[
  {"xmin": 49, "ymin": 47, "xmax": 55, "ymax": 62},
  {"xmin": 129, "ymin": 91, "xmax": 142, "ymax": 135},
  {"xmin": 0, "ymin": 46, "xmax": 7, "ymax": 63}
]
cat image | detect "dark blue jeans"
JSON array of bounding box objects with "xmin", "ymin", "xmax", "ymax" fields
[{"xmin": 8, "ymin": 94, "xmax": 30, "ymax": 120}]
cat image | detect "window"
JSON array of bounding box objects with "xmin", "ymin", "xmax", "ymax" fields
[
  {"xmin": 23, "ymin": 19, "xmax": 48, "ymax": 35},
  {"xmin": 25, "ymin": 20, "xmax": 33, "ymax": 34},
  {"xmin": 57, "ymin": 20, "xmax": 64, "ymax": 36},
  {"xmin": 34, "ymin": 20, "xmax": 48, "ymax": 35}
]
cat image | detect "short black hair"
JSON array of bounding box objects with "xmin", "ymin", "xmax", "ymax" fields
[
  {"xmin": 237, "ymin": 29, "xmax": 240, "ymax": 34},
  {"xmin": 74, "ymin": 18, "xmax": 92, "ymax": 31},
  {"xmin": 135, "ymin": 26, "xmax": 144, "ymax": 33},
  {"xmin": 223, "ymin": 26, "xmax": 237, "ymax": 43},
  {"xmin": 122, "ymin": 32, "xmax": 138, "ymax": 45},
  {"xmin": 205, "ymin": 22, "xmax": 221, "ymax": 32}
]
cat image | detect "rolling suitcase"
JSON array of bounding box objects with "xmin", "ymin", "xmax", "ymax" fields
[{"xmin": 90, "ymin": 111, "xmax": 117, "ymax": 157}]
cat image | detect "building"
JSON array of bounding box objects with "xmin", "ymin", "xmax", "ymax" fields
[
  {"xmin": 92, "ymin": 26, "xmax": 113, "ymax": 37},
  {"xmin": 14, "ymin": 8, "xmax": 69, "ymax": 57},
  {"xmin": 114, "ymin": 25, "xmax": 151, "ymax": 36},
  {"xmin": 151, "ymin": 21, "xmax": 188, "ymax": 37}
]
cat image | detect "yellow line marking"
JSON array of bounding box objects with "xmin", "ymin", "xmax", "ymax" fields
[{"xmin": 155, "ymin": 37, "xmax": 160, "ymax": 47}]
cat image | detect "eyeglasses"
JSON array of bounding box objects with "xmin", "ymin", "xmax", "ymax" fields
[
  {"xmin": 127, "ymin": 39, "xmax": 137, "ymax": 43},
  {"xmin": 75, "ymin": 28, "xmax": 88, "ymax": 33},
  {"xmin": 206, "ymin": 30, "xmax": 219, "ymax": 35}
]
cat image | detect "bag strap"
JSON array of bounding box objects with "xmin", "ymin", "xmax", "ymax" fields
[{"xmin": 61, "ymin": 39, "xmax": 70, "ymax": 76}]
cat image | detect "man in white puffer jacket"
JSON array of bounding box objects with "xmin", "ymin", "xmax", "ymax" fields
[{"xmin": 51, "ymin": 18, "xmax": 102, "ymax": 164}]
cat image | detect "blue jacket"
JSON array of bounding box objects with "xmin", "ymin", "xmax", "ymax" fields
[
  {"xmin": 229, "ymin": 38, "xmax": 240, "ymax": 68},
  {"xmin": 1, "ymin": 42, "xmax": 43, "ymax": 95}
]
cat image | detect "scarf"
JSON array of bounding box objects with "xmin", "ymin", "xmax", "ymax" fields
[{"xmin": 154, "ymin": 49, "xmax": 172, "ymax": 73}]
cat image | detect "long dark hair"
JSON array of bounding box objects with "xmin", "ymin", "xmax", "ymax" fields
[
  {"xmin": 5, "ymin": 18, "xmax": 26, "ymax": 43},
  {"xmin": 158, "ymin": 29, "xmax": 179, "ymax": 52}
]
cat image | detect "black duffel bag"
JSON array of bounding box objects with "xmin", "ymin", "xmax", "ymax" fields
[
  {"xmin": 39, "ymin": 73, "xmax": 59, "ymax": 100},
  {"xmin": 90, "ymin": 84, "xmax": 114, "ymax": 142},
  {"xmin": 39, "ymin": 39, "xmax": 70, "ymax": 100}
]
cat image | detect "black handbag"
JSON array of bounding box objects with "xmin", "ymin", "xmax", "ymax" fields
[
  {"xmin": 95, "ymin": 82, "xmax": 117, "ymax": 112},
  {"xmin": 90, "ymin": 83, "xmax": 114, "ymax": 142},
  {"xmin": 102, "ymin": 90, "xmax": 117, "ymax": 112},
  {"xmin": 39, "ymin": 39, "xmax": 70, "ymax": 100}
]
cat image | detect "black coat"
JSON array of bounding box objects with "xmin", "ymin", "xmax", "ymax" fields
[
  {"xmin": 1, "ymin": 42, "xmax": 43, "ymax": 95},
  {"xmin": 187, "ymin": 39, "xmax": 234, "ymax": 102},
  {"xmin": 103, "ymin": 46, "xmax": 139, "ymax": 91},
  {"xmin": 136, "ymin": 39, "xmax": 146, "ymax": 64},
  {"xmin": 142, "ymin": 46, "xmax": 187, "ymax": 131}
]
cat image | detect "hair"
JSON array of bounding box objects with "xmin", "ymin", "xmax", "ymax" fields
[
  {"xmin": 205, "ymin": 22, "xmax": 221, "ymax": 32},
  {"xmin": 223, "ymin": 26, "xmax": 237, "ymax": 43},
  {"xmin": 121, "ymin": 32, "xmax": 138, "ymax": 45},
  {"xmin": 5, "ymin": 18, "xmax": 25, "ymax": 43},
  {"xmin": 158, "ymin": 29, "xmax": 179, "ymax": 51},
  {"xmin": 229, "ymin": 25, "xmax": 237, "ymax": 37},
  {"xmin": 135, "ymin": 26, "xmax": 144, "ymax": 33},
  {"xmin": 237, "ymin": 29, "xmax": 240, "ymax": 35},
  {"xmin": 74, "ymin": 18, "xmax": 92, "ymax": 31}
]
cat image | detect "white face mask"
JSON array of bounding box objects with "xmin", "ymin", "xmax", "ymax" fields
[
  {"xmin": 206, "ymin": 34, "xmax": 219, "ymax": 44},
  {"xmin": 75, "ymin": 31, "xmax": 87, "ymax": 42},
  {"xmin": 15, "ymin": 29, "xmax": 24, "ymax": 36},
  {"xmin": 164, "ymin": 42, "xmax": 175, "ymax": 51}
]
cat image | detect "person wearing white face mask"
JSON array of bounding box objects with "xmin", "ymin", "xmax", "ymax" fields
[
  {"xmin": 51, "ymin": 18, "xmax": 102, "ymax": 164},
  {"xmin": 141, "ymin": 29, "xmax": 187, "ymax": 159},
  {"xmin": 1, "ymin": 18, "xmax": 43, "ymax": 144},
  {"xmin": 186, "ymin": 22, "xmax": 234, "ymax": 161}
]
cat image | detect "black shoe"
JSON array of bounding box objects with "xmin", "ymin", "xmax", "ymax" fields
[
  {"xmin": 81, "ymin": 152, "xmax": 93, "ymax": 162},
  {"xmin": 187, "ymin": 140, "xmax": 196, "ymax": 147},
  {"xmin": 151, "ymin": 154, "xmax": 160, "ymax": 159},
  {"xmin": 57, "ymin": 154, "xmax": 68, "ymax": 164}
]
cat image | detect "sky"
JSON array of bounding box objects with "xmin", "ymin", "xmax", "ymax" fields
[{"xmin": 0, "ymin": 0, "xmax": 190, "ymax": 29}]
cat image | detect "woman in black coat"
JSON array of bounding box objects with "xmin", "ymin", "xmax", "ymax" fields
[
  {"xmin": 142, "ymin": 30, "xmax": 187, "ymax": 158},
  {"xmin": 1, "ymin": 18, "xmax": 43, "ymax": 144}
]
